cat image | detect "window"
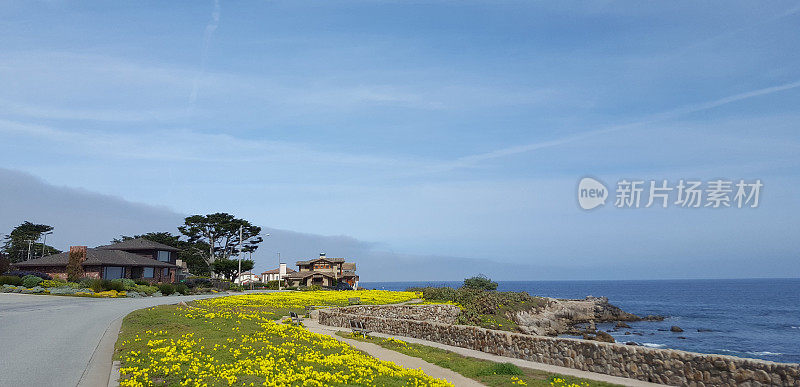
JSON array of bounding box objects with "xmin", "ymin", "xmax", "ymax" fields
[
  {"xmin": 143, "ymin": 267, "xmax": 154, "ymax": 278},
  {"xmin": 103, "ymin": 266, "xmax": 124, "ymax": 280},
  {"xmin": 162, "ymin": 268, "xmax": 170, "ymax": 278},
  {"xmin": 157, "ymin": 251, "xmax": 171, "ymax": 262}
]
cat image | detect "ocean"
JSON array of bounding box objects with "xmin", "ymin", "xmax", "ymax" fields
[{"xmin": 360, "ymin": 278, "xmax": 800, "ymax": 364}]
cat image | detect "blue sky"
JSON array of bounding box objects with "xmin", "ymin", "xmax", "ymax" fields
[{"xmin": 1, "ymin": 1, "xmax": 799, "ymax": 279}]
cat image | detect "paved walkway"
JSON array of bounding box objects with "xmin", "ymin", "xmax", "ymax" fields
[
  {"xmin": 304, "ymin": 319, "xmax": 484, "ymax": 386},
  {"xmin": 0, "ymin": 290, "xmax": 277, "ymax": 387},
  {"xmin": 306, "ymin": 319, "xmax": 663, "ymax": 387}
]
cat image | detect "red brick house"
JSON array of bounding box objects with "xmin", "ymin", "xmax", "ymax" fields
[{"xmin": 13, "ymin": 238, "xmax": 180, "ymax": 283}]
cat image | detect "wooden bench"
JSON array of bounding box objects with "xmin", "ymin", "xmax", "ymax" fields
[
  {"xmin": 349, "ymin": 320, "xmax": 371, "ymax": 337},
  {"xmin": 348, "ymin": 297, "xmax": 361, "ymax": 305}
]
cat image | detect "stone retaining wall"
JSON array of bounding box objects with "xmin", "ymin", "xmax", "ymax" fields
[
  {"xmin": 337, "ymin": 304, "xmax": 460, "ymax": 324},
  {"xmin": 320, "ymin": 306, "xmax": 799, "ymax": 386}
]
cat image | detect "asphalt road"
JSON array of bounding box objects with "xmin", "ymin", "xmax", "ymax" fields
[{"xmin": 0, "ymin": 291, "xmax": 268, "ymax": 387}]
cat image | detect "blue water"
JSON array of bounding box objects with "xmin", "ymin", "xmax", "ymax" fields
[{"xmin": 361, "ymin": 279, "xmax": 800, "ymax": 364}]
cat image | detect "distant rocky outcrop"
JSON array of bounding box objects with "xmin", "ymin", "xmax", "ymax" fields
[{"xmin": 513, "ymin": 296, "xmax": 660, "ymax": 336}]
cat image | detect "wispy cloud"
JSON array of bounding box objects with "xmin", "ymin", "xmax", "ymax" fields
[
  {"xmin": 190, "ymin": 0, "xmax": 221, "ymax": 104},
  {"xmin": 427, "ymin": 79, "xmax": 800, "ymax": 173}
]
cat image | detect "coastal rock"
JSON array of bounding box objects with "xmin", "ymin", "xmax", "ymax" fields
[
  {"xmin": 671, "ymin": 326, "xmax": 684, "ymax": 333},
  {"xmin": 616, "ymin": 321, "xmax": 632, "ymax": 328},
  {"xmin": 514, "ymin": 296, "xmax": 643, "ymax": 336},
  {"xmin": 595, "ymin": 331, "xmax": 615, "ymax": 343}
]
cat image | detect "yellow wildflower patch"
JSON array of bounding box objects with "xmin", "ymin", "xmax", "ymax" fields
[{"xmin": 116, "ymin": 291, "xmax": 447, "ymax": 387}]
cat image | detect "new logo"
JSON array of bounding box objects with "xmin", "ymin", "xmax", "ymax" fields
[{"xmin": 578, "ymin": 177, "xmax": 608, "ymax": 210}]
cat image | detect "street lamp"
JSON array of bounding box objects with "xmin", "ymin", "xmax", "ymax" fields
[{"xmin": 41, "ymin": 231, "xmax": 53, "ymax": 258}]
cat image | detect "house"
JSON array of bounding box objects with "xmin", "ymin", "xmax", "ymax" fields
[
  {"xmin": 234, "ymin": 272, "xmax": 260, "ymax": 285},
  {"xmin": 284, "ymin": 253, "xmax": 359, "ymax": 288},
  {"xmin": 261, "ymin": 263, "xmax": 296, "ymax": 282},
  {"xmin": 12, "ymin": 238, "xmax": 180, "ymax": 283}
]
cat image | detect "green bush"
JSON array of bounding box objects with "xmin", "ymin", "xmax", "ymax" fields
[
  {"xmin": 158, "ymin": 283, "xmax": 175, "ymax": 295},
  {"xmin": 462, "ymin": 275, "xmax": 498, "ymax": 291},
  {"xmin": 0, "ymin": 275, "xmax": 23, "ymax": 286},
  {"xmin": 134, "ymin": 284, "xmax": 158, "ymax": 295},
  {"xmin": 111, "ymin": 278, "xmax": 136, "ymax": 291},
  {"xmin": 86, "ymin": 279, "xmax": 107, "ymax": 292},
  {"xmin": 22, "ymin": 275, "xmax": 43, "ymax": 288},
  {"xmin": 174, "ymin": 283, "xmax": 188, "ymax": 295},
  {"xmin": 107, "ymin": 280, "xmax": 125, "ymax": 292},
  {"xmin": 40, "ymin": 279, "xmax": 66, "ymax": 288},
  {"xmin": 477, "ymin": 362, "xmax": 523, "ymax": 376}
]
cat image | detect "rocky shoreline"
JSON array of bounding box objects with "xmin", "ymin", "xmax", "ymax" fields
[{"xmin": 513, "ymin": 296, "xmax": 664, "ymax": 340}]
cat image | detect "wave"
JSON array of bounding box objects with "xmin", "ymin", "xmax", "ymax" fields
[
  {"xmin": 718, "ymin": 349, "xmax": 784, "ymax": 356},
  {"xmin": 641, "ymin": 343, "xmax": 666, "ymax": 348}
]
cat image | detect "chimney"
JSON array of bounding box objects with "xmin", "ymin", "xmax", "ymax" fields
[{"xmin": 279, "ymin": 263, "xmax": 287, "ymax": 277}]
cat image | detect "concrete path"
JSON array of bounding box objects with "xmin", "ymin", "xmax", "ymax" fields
[
  {"xmin": 306, "ymin": 319, "xmax": 663, "ymax": 387},
  {"xmin": 0, "ymin": 290, "xmax": 276, "ymax": 387},
  {"xmin": 304, "ymin": 319, "xmax": 484, "ymax": 386}
]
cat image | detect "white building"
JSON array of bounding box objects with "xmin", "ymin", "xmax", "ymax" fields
[
  {"xmin": 261, "ymin": 263, "xmax": 296, "ymax": 282},
  {"xmin": 234, "ymin": 271, "xmax": 261, "ymax": 285}
]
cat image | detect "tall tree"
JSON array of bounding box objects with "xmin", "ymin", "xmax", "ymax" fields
[
  {"xmin": 113, "ymin": 232, "xmax": 211, "ymax": 276},
  {"xmin": 2, "ymin": 221, "xmax": 61, "ymax": 262},
  {"xmin": 178, "ymin": 213, "xmax": 263, "ymax": 272}
]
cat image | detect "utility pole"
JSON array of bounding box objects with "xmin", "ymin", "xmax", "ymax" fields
[
  {"xmin": 277, "ymin": 252, "xmax": 281, "ymax": 290},
  {"xmin": 41, "ymin": 231, "xmax": 53, "ymax": 258},
  {"xmin": 25, "ymin": 239, "xmax": 34, "ymax": 261},
  {"xmin": 237, "ymin": 225, "xmax": 243, "ymax": 285}
]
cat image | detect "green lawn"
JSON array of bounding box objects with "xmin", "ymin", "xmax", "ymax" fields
[{"xmin": 337, "ymin": 332, "xmax": 622, "ymax": 387}]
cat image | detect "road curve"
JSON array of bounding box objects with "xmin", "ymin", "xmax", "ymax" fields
[{"xmin": 0, "ymin": 291, "xmax": 270, "ymax": 387}]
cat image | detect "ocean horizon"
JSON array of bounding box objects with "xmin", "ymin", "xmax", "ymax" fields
[{"xmin": 361, "ymin": 278, "xmax": 800, "ymax": 364}]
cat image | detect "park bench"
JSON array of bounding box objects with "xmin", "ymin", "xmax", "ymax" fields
[
  {"xmin": 348, "ymin": 297, "xmax": 361, "ymax": 305},
  {"xmin": 290, "ymin": 311, "xmax": 303, "ymax": 324},
  {"xmin": 349, "ymin": 320, "xmax": 371, "ymax": 337}
]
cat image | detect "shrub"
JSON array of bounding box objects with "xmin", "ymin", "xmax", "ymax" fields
[
  {"xmin": 22, "ymin": 275, "xmax": 43, "ymax": 288},
  {"xmin": 134, "ymin": 279, "xmax": 151, "ymax": 286},
  {"xmin": 0, "ymin": 255, "xmax": 9, "ymax": 274},
  {"xmin": 174, "ymin": 283, "xmax": 188, "ymax": 295},
  {"xmin": 5, "ymin": 270, "xmax": 52, "ymax": 280},
  {"xmin": 477, "ymin": 362, "xmax": 523, "ymax": 376},
  {"xmin": 40, "ymin": 279, "xmax": 66, "ymax": 288},
  {"xmin": 86, "ymin": 279, "xmax": 107, "ymax": 292},
  {"xmin": 107, "ymin": 280, "xmax": 125, "ymax": 292},
  {"xmin": 111, "ymin": 278, "xmax": 136, "ymax": 291},
  {"xmin": 67, "ymin": 248, "xmax": 85, "ymax": 282},
  {"xmin": 184, "ymin": 277, "xmax": 213, "ymax": 289},
  {"xmin": 134, "ymin": 284, "xmax": 158, "ymax": 295},
  {"xmin": 462, "ymin": 275, "xmax": 498, "ymax": 291},
  {"xmin": 158, "ymin": 283, "xmax": 175, "ymax": 295},
  {"xmin": 0, "ymin": 275, "xmax": 23, "ymax": 286}
]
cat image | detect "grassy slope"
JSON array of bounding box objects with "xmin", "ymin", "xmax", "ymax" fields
[
  {"xmin": 114, "ymin": 301, "xmax": 448, "ymax": 387},
  {"xmin": 337, "ymin": 332, "xmax": 622, "ymax": 387}
]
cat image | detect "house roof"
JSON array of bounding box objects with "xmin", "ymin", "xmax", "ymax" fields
[
  {"xmin": 261, "ymin": 267, "xmax": 296, "ymax": 275},
  {"xmin": 295, "ymin": 257, "xmax": 346, "ymax": 265},
  {"xmin": 96, "ymin": 238, "xmax": 181, "ymax": 252},
  {"xmin": 284, "ymin": 270, "xmax": 337, "ymax": 279},
  {"xmin": 14, "ymin": 248, "xmax": 178, "ymax": 268}
]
